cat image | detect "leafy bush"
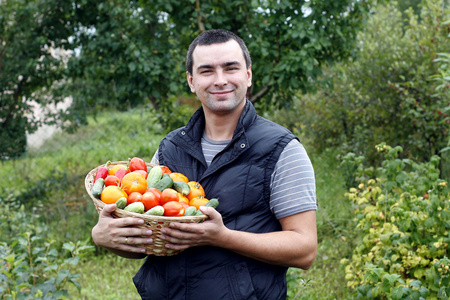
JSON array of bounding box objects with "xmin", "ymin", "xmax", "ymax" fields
[
  {"xmin": 341, "ymin": 143, "xmax": 449, "ymax": 299},
  {"xmin": 282, "ymin": 0, "xmax": 449, "ymax": 166}
]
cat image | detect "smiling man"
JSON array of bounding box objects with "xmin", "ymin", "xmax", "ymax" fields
[{"xmin": 92, "ymin": 29, "xmax": 317, "ymax": 300}]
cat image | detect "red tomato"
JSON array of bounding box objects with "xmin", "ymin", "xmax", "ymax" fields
[
  {"xmin": 160, "ymin": 165, "xmax": 172, "ymax": 174},
  {"xmin": 132, "ymin": 170, "xmax": 148, "ymax": 179},
  {"xmin": 145, "ymin": 187, "xmax": 162, "ymax": 203},
  {"xmin": 163, "ymin": 201, "xmax": 185, "ymax": 216},
  {"xmin": 129, "ymin": 157, "xmax": 147, "ymax": 172},
  {"xmin": 115, "ymin": 168, "xmax": 129, "ymax": 182},
  {"xmin": 160, "ymin": 188, "xmax": 179, "ymax": 205},
  {"xmin": 104, "ymin": 175, "xmax": 120, "ymax": 186},
  {"xmin": 140, "ymin": 192, "xmax": 160, "ymax": 211},
  {"xmin": 127, "ymin": 192, "xmax": 143, "ymax": 205}
]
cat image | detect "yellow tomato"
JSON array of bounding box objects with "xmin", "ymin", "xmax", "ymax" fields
[
  {"xmin": 101, "ymin": 186, "xmax": 128, "ymax": 204},
  {"xmin": 108, "ymin": 164, "xmax": 127, "ymax": 176}
]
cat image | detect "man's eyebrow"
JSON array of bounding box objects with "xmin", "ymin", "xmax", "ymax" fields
[{"xmin": 197, "ymin": 61, "xmax": 242, "ymax": 71}]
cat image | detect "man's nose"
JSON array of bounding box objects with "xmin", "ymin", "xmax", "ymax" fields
[{"xmin": 214, "ymin": 70, "xmax": 228, "ymax": 87}]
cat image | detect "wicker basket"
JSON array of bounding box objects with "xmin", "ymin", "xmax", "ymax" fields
[{"xmin": 85, "ymin": 161, "xmax": 207, "ymax": 256}]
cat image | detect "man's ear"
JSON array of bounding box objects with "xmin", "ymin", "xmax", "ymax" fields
[
  {"xmin": 186, "ymin": 71, "xmax": 196, "ymax": 93},
  {"xmin": 247, "ymin": 66, "xmax": 252, "ymax": 88}
]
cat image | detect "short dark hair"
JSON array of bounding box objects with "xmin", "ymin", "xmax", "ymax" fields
[{"xmin": 186, "ymin": 29, "xmax": 252, "ymax": 75}]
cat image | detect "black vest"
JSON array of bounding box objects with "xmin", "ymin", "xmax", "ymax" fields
[{"xmin": 133, "ymin": 100, "xmax": 298, "ymax": 300}]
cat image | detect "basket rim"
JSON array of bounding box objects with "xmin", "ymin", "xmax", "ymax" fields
[{"xmin": 85, "ymin": 161, "xmax": 208, "ymax": 222}]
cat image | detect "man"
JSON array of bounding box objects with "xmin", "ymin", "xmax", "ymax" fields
[{"xmin": 92, "ymin": 29, "xmax": 317, "ymax": 299}]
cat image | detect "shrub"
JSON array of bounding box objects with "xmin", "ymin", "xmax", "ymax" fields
[{"xmin": 341, "ymin": 143, "xmax": 449, "ymax": 299}]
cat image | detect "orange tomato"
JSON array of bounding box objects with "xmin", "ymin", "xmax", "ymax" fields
[
  {"xmin": 127, "ymin": 192, "xmax": 143, "ymax": 206},
  {"xmin": 140, "ymin": 192, "xmax": 160, "ymax": 211},
  {"xmin": 121, "ymin": 172, "xmax": 147, "ymax": 195},
  {"xmin": 101, "ymin": 185, "xmax": 128, "ymax": 204},
  {"xmin": 187, "ymin": 181, "xmax": 205, "ymax": 201},
  {"xmin": 178, "ymin": 193, "xmax": 189, "ymax": 204},
  {"xmin": 108, "ymin": 164, "xmax": 127, "ymax": 176},
  {"xmin": 163, "ymin": 201, "xmax": 185, "ymax": 216},
  {"xmin": 160, "ymin": 188, "xmax": 179, "ymax": 205},
  {"xmin": 189, "ymin": 196, "xmax": 209, "ymax": 209},
  {"xmin": 169, "ymin": 172, "xmax": 189, "ymax": 183}
]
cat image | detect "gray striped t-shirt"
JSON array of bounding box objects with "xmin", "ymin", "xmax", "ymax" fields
[{"xmin": 151, "ymin": 134, "xmax": 317, "ymax": 219}]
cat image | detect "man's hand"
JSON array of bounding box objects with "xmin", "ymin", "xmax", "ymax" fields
[
  {"xmin": 159, "ymin": 206, "xmax": 227, "ymax": 251},
  {"xmin": 92, "ymin": 204, "xmax": 153, "ymax": 258}
]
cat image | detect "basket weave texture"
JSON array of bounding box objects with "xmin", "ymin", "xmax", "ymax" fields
[{"xmin": 85, "ymin": 161, "xmax": 207, "ymax": 256}]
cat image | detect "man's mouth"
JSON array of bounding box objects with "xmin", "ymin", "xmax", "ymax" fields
[{"xmin": 210, "ymin": 90, "xmax": 233, "ymax": 96}]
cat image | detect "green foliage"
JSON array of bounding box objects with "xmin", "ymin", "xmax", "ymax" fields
[
  {"xmin": 341, "ymin": 143, "xmax": 450, "ymax": 299},
  {"xmin": 62, "ymin": 0, "xmax": 377, "ymax": 128},
  {"xmin": 0, "ymin": 202, "xmax": 94, "ymax": 299},
  {"xmin": 0, "ymin": 0, "xmax": 77, "ymax": 160},
  {"xmin": 288, "ymin": 0, "xmax": 449, "ymax": 164},
  {"xmin": 430, "ymin": 45, "xmax": 450, "ymax": 178}
]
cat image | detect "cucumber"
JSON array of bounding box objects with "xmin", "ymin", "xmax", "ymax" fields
[
  {"xmin": 115, "ymin": 197, "xmax": 127, "ymax": 209},
  {"xmin": 91, "ymin": 178, "xmax": 105, "ymax": 199},
  {"xmin": 173, "ymin": 181, "xmax": 190, "ymax": 196},
  {"xmin": 195, "ymin": 198, "xmax": 219, "ymax": 216},
  {"xmin": 153, "ymin": 176, "xmax": 174, "ymax": 192},
  {"xmin": 183, "ymin": 206, "xmax": 197, "ymax": 216},
  {"xmin": 147, "ymin": 166, "xmax": 163, "ymax": 188},
  {"xmin": 124, "ymin": 202, "xmax": 145, "ymax": 214},
  {"xmin": 144, "ymin": 205, "xmax": 164, "ymax": 216}
]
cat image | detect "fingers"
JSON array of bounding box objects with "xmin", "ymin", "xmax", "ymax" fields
[
  {"xmin": 116, "ymin": 235, "xmax": 154, "ymax": 253},
  {"xmin": 198, "ymin": 206, "xmax": 218, "ymax": 218},
  {"xmin": 160, "ymin": 222, "xmax": 208, "ymax": 248},
  {"xmin": 115, "ymin": 216, "xmax": 147, "ymax": 228},
  {"xmin": 100, "ymin": 204, "xmax": 116, "ymax": 217},
  {"xmin": 114, "ymin": 226, "xmax": 153, "ymax": 239},
  {"xmin": 93, "ymin": 210, "xmax": 154, "ymax": 251}
]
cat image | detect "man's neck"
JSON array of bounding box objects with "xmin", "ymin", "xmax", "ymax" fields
[{"xmin": 203, "ymin": 103, "xmax": 245, "ymax": 141}]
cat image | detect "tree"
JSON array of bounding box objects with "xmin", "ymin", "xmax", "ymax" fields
[
  {"xmin": 0, "ymin": 0, "xmax": 77, "ymax": 159},
  {"xmin": 64, "ymin": 0, "xmax": 378, "ymax": 129},
  {"xmin": 0, "ymin": 0, "xmax": 378, "ymax": 159}
]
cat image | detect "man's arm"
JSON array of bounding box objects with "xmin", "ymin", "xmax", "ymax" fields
[{"xmin": 160, "ymin": 207, "xmax": 317, "ymax": 269}]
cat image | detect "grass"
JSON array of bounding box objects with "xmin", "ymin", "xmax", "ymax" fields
[
  {"xmin": 286, "ymin": 147, "xmax": 356, "ymax": 300},
  {"xmin": 1, "ymin": 107, "xmax": 358, "ymax": 299},
  {"xmin": 67, "ymin": 254, "xmax": 143, "ymax": 299}
]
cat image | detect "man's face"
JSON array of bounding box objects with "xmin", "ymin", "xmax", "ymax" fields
[{"xmin": 187, "ymin": 40, "xmax": 252, "ymax": 115}]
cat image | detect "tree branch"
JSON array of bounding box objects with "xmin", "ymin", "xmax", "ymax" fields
[
  {"xmin": 195, "ymin": 0, "xmax": 205, "ymax": 33},
  {"xmin": 249, "ymin": 84, "xmax": 270, "ymax": 104}
]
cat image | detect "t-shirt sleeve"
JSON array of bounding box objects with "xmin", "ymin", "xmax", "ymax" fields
[
  {"xmin": 150, "ymin": 149, "xmax": 159, "ymax": 165},
  {"xmin": 270, "ymin": 139, "xmax": 317, "ymax": 219}
]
